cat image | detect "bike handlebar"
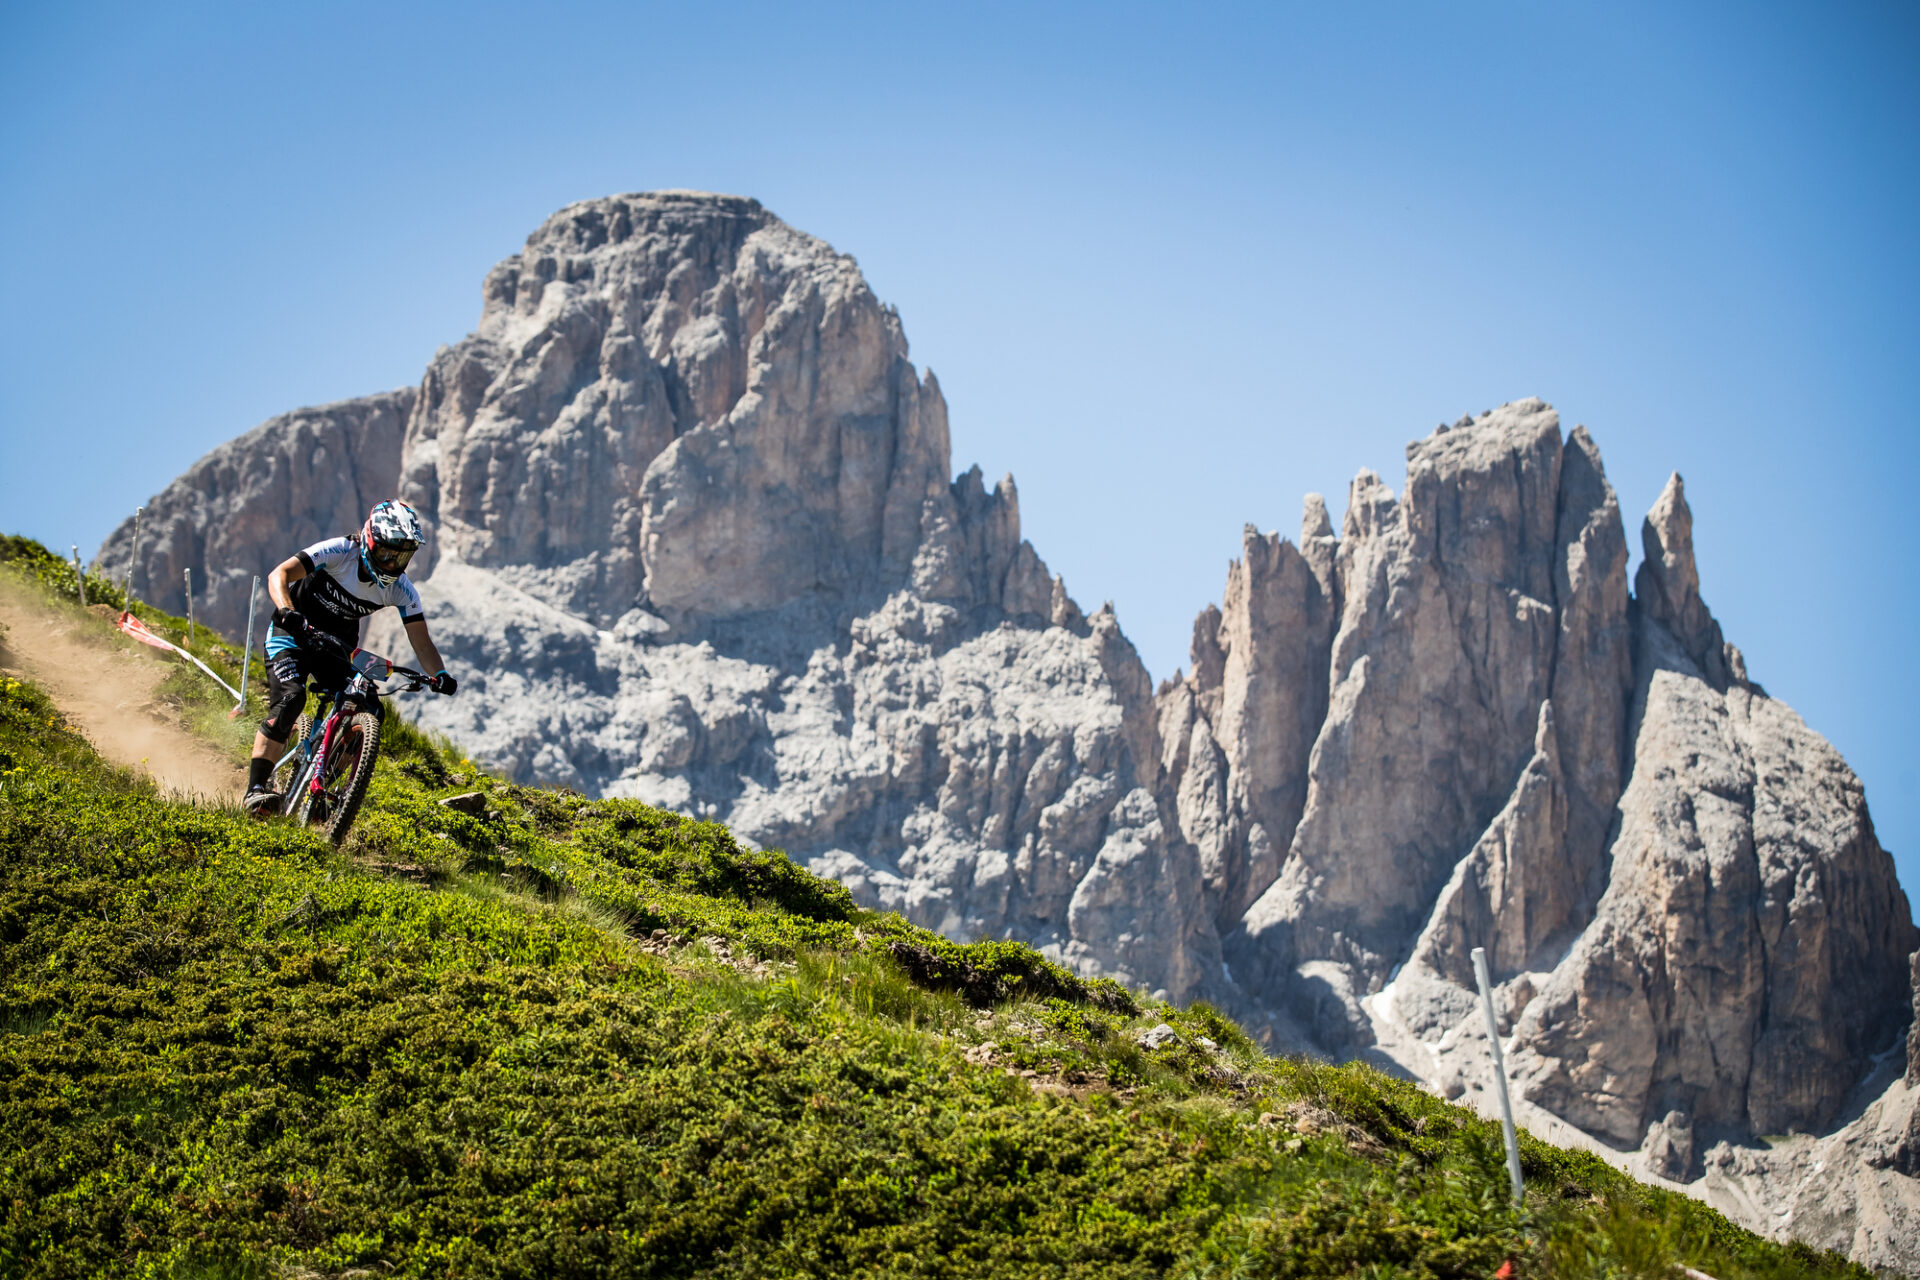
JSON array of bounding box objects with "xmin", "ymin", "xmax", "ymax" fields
[
  {"xmin": 374, "ymin": 665, "xmax": 431, "ymax": 695},
  {"xmin": 334, "ymin": 648, "xmax": 431, "ymax": 695}
]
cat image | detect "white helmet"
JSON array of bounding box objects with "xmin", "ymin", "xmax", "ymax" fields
[{"xmin": 361, "ymin": 499, "xmax": 424, "ymax": 587}]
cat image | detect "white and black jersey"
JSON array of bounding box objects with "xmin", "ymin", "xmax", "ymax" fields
[{"xmin": 264, "ymin": 535, "xmax": 425, "ymax": 658}]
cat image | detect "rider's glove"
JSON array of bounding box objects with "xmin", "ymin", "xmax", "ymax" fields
[
  {"xmin": 302, "ymin": 626, "xmax": 349, "ymax": 660},
  {"xmin": 271, "ymin": 606, "xmax": 306, "ymax": 634},
  {"xmin": 429, "ymin": 670, "xmax": 457, "ymax": 696}
]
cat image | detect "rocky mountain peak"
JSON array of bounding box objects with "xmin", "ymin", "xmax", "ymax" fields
[
  {"xmin": 523, "ymin": 190, "xmax": 772, "ymax": 254},
  {"xmin": 403, "ymin": 189, "xmax": 944, "ymax": 632}
]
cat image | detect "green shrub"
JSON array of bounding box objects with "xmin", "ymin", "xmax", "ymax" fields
[
  {"xmin": 877, "ymin": 933, "xmax": 1138, "ymax": 1013},
  {"xmin": 0, "ymin": 533, "xmax": 128, "ymax": 613}
]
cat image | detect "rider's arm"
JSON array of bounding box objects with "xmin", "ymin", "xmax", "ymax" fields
[
  {"xmin": 266, "ymin": 554, "xmax": 307, "ymax": 611},
  {"xmin": 404, "ymin": 618, "xmax": 446, "ymax": 676}
]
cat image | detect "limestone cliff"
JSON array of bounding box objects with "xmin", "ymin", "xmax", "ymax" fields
[{"xmin": 102, "ymin": 192, "xmax": 1917, "ymax": 1264}]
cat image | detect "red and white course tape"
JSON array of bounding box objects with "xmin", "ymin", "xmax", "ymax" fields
[{"xmin": 116, "ymin": 611, "xmax": 242, "ymax": 703}]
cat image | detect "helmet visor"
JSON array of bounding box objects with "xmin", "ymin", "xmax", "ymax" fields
[{"xmin": 370, "ymin": 540, "xmax": 417, "ymax": 575}]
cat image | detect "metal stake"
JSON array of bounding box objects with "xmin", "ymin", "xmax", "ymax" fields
[
  {"xmin": 1472, "ymin": 946, "xmax": 1525, "ymax": 1206},
  {"xmin": 123, "ymin": 505, "xmax": 143, "ymax": 608},
  {"xmin": 237, "ymin": 575, "xmax": 259, "ymax": 710},
  {"xmin": 71, "ymin": 546, "xmax": 86, "ymax": 606},
  {"xmin": 185, "ymin": 567, "xmax": 195, "ymax": 646}
]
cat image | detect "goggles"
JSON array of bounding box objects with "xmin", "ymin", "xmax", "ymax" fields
[{"xmin": 370, "ymin": 540, "xmax": 418, "ymax": 573}]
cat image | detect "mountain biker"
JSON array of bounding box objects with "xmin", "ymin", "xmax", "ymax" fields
[{"xmin": 242, "ymin": 499, "xmax": 457, "ymax": 815}]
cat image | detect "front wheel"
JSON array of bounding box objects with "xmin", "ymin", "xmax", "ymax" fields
[{"xmin": 305, "ymin": 710, "xmax": 381, "ymax": 846}]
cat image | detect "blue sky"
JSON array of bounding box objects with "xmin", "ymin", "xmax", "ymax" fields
[{"xmin": 3, "ymin": 1, "xmax": 1916, "ymax": 905}]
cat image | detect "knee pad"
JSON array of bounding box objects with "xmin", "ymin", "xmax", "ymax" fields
[{"xmin": 259, "ymin": 656, "xmax": 309, "ymax": 742}]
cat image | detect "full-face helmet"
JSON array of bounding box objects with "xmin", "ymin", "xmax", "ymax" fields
[{"xmin": 361, "ymin": 499, "xmax": 424, "ymax": 587}]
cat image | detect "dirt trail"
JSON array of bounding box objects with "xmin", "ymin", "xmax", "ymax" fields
[{"xmin": 0, "ymin": 582, "xmax": 246, "ymax": 804}]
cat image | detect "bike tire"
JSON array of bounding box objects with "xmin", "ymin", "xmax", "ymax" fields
[
  {"xmin": 273, "ymin": 713, "xmax": 315, "ymax": 798},
  {"xmin": 318, "ymin": 711, "xmax": 381, "ymax": 846}
]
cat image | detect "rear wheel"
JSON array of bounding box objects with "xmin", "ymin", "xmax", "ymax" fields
[
  {"xmin": 310, "ymin": 711, "xmax": 381, "ymax": 846},
  {"xmin": 273, "ymin": 712, "xmax": 316, "ymax": 801}
]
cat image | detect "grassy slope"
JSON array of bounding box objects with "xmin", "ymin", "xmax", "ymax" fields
[{"xmin": 0, "ymin": 537, "xmax": 1872, "ymax": 1279}]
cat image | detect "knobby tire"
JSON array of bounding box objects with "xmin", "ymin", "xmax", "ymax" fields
[
  {"xmin": 317, "ymin": 711, "xmax": 381, "ymax": 845},
  {"xmin": 278, "ymin": 713, "xmax": 317, "ymax": 816}
]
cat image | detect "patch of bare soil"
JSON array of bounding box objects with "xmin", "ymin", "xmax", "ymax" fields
[{"xmin": 0, "ymin": 583, "xmax": 245, "ymax": 804}]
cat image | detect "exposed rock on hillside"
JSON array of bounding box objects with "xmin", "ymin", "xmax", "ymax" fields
[{"xmin": 105, "ymin": 191, "xmax": 1916, "ymax": 1263}]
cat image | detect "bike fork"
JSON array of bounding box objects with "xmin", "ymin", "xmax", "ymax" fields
[
  {"xmin": 309, "ymin": 713, "xmax": 341, "ymax": 796},
  {"xmin": 274, "ymin": 714, "xmax": 328, "ymax": 801}
]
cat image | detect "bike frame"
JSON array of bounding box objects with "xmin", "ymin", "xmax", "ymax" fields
[{"xmin": 273, "ymin": 650, "xmax": 428, "ymax": 807}]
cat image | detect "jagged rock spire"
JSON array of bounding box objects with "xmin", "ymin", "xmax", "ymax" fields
[{"xmin": 1635, "ymin": 472, "xmax": 1735, "ymax": 687}]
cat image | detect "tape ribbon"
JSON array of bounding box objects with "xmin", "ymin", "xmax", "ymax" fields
[{"xmin": 116, "ymin": 611, "xmax": 242, "ymax": 703}]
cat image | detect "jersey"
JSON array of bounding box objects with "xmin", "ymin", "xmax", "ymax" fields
[{"xmin": 265, "ymin": 535, "xmax": 425, "ymax": 659}]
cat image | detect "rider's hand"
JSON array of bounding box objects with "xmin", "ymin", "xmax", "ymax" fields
[
  {"xmin": 429, "ymin": 670, "xmax": 457, "ymax": 696},
  {"xmin": 271, "ymin": 606, "xmax": 306, "ymax": 633}
]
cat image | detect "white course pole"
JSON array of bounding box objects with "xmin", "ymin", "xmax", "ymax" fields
[
  {"xmin": 123, "ymin": 506, "xmax": 143, "ymax": 608},
  {"xmin": 1471, "ymin": 946, "xmax": 1525, "ymax": 1206},
  {"xmin": 185, "ymin": 567, "xmax": 195, "ymax": 646},
  {"xmin": 237, "ymin": 574, "xmax": 259, "ymax": 709},
  {"xmin": 71, "ymin": 546, "xmax": 86, "ymax": 607}
]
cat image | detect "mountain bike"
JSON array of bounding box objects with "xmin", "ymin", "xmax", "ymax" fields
[{"xmin": 273, "ymin": 648, "xmax": 430, "ymax": 846}]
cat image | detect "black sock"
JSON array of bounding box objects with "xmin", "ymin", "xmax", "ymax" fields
[{"xmin": 248, "ymin": 756, "xmax": 273, "ymax": 790}]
